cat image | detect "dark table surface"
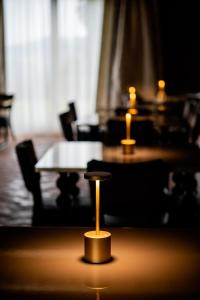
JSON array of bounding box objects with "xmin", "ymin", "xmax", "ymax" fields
[
  {"xmin": 103, "ymin": 144, "xmax": 200, "ymax": 171},
  {"xmin": 0, "ymin": 226, "xmax": 200, "ymax": 299}
]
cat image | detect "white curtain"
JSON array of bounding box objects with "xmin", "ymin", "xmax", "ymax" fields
[
  {"xmin": 3, "ymin": 0, "xmax": 104, "ymax": 133},
  {"xmin": 96, "ymin": 0, "xmax": 161, "ymax": 117}
]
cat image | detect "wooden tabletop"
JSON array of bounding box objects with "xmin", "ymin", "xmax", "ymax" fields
[
  {"xmin": 35, "ymin": 141, "xmax": 200, "ymax": 173},
  {"xmin": 103, "ymin": 144, "xmax": 200, "ymax": 171},
  {"xmin": 0, "ymin": 226, "xmax": 200, "ymax": 299}
]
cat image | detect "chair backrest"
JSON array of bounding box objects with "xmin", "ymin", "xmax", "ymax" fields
[
  {"xmin": 15, "ymin": 140, "xmax": 42, "ymax": 208},
  {"xmin": 182, "ymin": 99, "xmax": 200, "ymax": 144},
  {"xmin": 0, "ymin": 94, "xmax": 14, "ymax": 122},
  {"xmin": 163, "ymin": 101, "xmax": 185, "ymax": 118},
  {"xmin": 68, "ymin": 102, "xmax": 77, "ymax": 121},
  {"xmin": 59, "ymin": 111, "xmax": 76, "ymax": 141},
  {"xmin": 0, "ymin": 94, "xmax": 14, "ymax": 101},
  {"xmin": 87, "ymin": 159, "xmax": 169, "ymax": 226},
  {"xmin": 106, "ymin": 119, "xmax": 159, "ymax": 145},
  {"xmin": 190, "ymin": 110, "xmax": 200, "ymax": 144}
]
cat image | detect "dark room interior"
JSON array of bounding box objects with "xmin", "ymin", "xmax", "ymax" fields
[{"xmin": 1, "ymin": 0, "xmax": 200, "ymax": 299}]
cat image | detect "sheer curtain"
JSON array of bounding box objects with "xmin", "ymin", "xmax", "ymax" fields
[
  {"xmin": 3, "ymin": 0, "xmax": 104, "ymax": 133},
  {"xmin": 96, "ymin": 0, "xmax": 162, "ymax": 115}
]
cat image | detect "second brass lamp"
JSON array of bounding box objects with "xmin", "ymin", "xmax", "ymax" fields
[
  {"xmin": 84, "ymin": 172, "xmax": 112, "ymax": 263},
  {"xmin": 121, "ymin": 112, "xmax": 136, "ymax": 154}
]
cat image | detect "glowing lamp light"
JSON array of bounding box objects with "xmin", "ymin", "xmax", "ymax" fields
[
  {"xmin": 128, "ymin": 87, "xmax": 138, "ymax": 115},
  {"xmin": 157, "ymin": 80, "xmax": 166, "ymax": 102},
  {"xmin": 125, "ymin": 112, "xmax": 131, "ymax": 140},
  {"xmin": 121, "ymin": 113, "xmax": 136, "ymax": 154},
  {"xmin": 129, "ymin": 86, "xmax": 136, "ymax": 94},
  {"xmin": 128, "ymin": 107, "xmax": 138, "ymax": 115},
  {"xmin": 84, "ymin": 172, "xmax": 112, "ymax": 264},
  {"xmin": 128, "ymin": 93, "xmax": 138, "ymax": 115},
  {"xmin": 158, "ymin": 80, "xmax": 165, "ymax": 90}
]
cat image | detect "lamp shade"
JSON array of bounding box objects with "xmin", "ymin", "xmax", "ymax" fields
[{"xmin": 84, "ymin": 171, "xmax": 111, "ymax": 181}]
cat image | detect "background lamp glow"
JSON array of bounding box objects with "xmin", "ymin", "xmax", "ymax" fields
[
  {"xmin": 158, "ymin": 80, "xmax": 165, "ymax": 90},
  {"xmin": 121, "ymin": 113, "xmax": 136, "ymax": 154},
  {"xmin": 129, "ymin": 86, "xmax": 136, "ymax": 94}
]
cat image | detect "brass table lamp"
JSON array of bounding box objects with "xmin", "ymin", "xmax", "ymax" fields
[
  {"xmin": 121, "ymin": 112, "xmax": 136, "ymax": 154},
  {"xmin": 157, "ymin": 80, "xmax": 166, "ymax": 102},
  {"xmin": 128, "ymin": 86, "xmax": 138, "ymax": 115},
  {"xmin": 84, "ymin": 172, "xmax": 112, "ymax": 263}
]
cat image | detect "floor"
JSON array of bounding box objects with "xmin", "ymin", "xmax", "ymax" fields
[{"xmin": 0, "ymin": 133, "xmax": 91, "ymax": 226}]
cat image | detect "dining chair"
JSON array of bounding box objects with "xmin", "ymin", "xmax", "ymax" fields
[
  {"xmin": 189, "ymin": 106, "xmax": 200, "ymax": 145},
  {"xmin": 87, "ymin": 159, "xmax": 169, "ymax": 227},
  {"xmin": 16, "ymin": 140, "xmax": 42, "ymax": 209},
  {"xmin": 59, "ymin": 111, "xmax": 76, "ymax": 141},
  {"xmin": 161, "ymin": 98, "xmax": 198, "ymax": 145},
  {"xmin": 0, "ymin": 94, "xmax": 15, "ymax": 148},
  {"xmin": 68, "ymin": 101, "xmax": 102, "ymax": 141},
  {"xmin": 168, "ymin": 171, "xmax": 199, "ymax": 227},
  {"xmin": 165, "ymin": 100, "xmax": 200, "ymax": 227},
  {"xmin": 15, "ymin": 140, "xmax": 61, "ymax": 226},
  {"xmin": 68, "ymin": 101, "xmax": 78, "ymax": 122}
]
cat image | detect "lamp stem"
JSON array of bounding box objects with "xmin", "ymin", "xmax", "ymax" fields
[
  {"xmin": 96, "ymin": 289, "xmax": 100, "ymax": 300},
  {"xmin": 126, "ymin": 113, "xmax": 131, "ymax": 140},
  {"xmin": 96, "ymin": 180, "xmax": 100, "ymax": 235}
]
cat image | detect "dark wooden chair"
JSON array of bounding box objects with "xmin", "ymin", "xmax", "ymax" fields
[
  {"xmin": 15, "ymin": 140, "xmax": 61, "ymax": 226},
  {"xmin": 87, "ymin": 159, "xmax": 169, "ymax": 227},
  {"xmin": 68, "ymin": 101, "xmax": 78, "ymax": 122},
  {"xmin": 59, "ymin": 111, "xmax": 76, "ymax": 141},
  {"xmin": 168, "ymin": 171, "xmax": 200, "ymax": 227},
  {"xmin": 0, "ymin": 94, "xmax": 15, "ymax": 148},
  {"xmin": 16, "ymin": 140, "xmax": 42, "ymax": 209},
  {"xmin": 166, "ymin": 100, "xmax": 200, "ymax": 227},
  {"xmin": 189, "ymin": 106, "xmax": 200, "ymax": 145},
  {"xmin": 160, "ymin": 99, "xmax": 198, "ymax": 145},
  {"xmin": 68, "ymin": 101, "xmax": 101, "ymax": 141}
]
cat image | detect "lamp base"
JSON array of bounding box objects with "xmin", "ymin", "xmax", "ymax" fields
[
  {"xmin": 121, "ymin": 139, "xmax": 136, "ymax": 154},
  {"xmin": 128, "ymin": 108, "xmax": 138, "ymax": 115},
  {"xmin": 84, "ymin": 231, "xmax": 111, "ymax": 263}
]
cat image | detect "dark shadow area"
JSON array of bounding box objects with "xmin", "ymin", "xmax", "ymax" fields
[
  {"xmin": 158, "ymin": 0, "xmax": 200, "ymax": 94},
  {"xmin": 79, "ymin": 255, "xmax": 116, "ymax": 265}
]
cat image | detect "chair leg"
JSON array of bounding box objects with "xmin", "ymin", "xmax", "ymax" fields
[{"xmin": 8, "ymin": 125, "xmax": 16, "ymax": 141}]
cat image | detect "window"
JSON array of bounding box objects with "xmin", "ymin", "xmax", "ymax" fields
[{"xmin": 3, "ymin": 0, "xmax": 104, "ymax": 133}]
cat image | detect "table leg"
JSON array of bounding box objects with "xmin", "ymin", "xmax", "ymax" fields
[{"xmin": 56, "ymin": 172, "xmax": 80, "ymax": 209}]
